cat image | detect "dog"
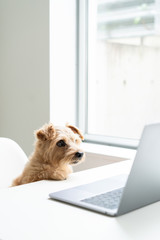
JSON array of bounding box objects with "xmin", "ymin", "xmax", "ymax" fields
[{"xmin": 12, "ymin": 123, "xmax": 85, "ymax": 186}]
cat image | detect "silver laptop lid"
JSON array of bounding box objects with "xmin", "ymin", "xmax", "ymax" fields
[{"xmin": 118, "ymin": 123, "xmax": 160, "ymax": 216}]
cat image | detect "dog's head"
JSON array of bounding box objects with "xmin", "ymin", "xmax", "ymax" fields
[{"xmin": 35, "ymin": 123, "xmax": 85, "ymax": 166}]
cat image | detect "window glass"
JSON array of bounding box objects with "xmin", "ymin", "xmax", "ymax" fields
[{"xmin": 87, "ymin": 0, "xmax": 160, "ymax": 140}]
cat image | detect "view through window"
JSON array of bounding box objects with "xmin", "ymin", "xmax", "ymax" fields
[{"xmin": 86, "ymin": 0, "xmax": 160, "ymax": 146}]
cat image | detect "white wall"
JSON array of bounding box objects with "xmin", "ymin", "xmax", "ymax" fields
[
  {"xmin": 50, "ymin": 0, "xmax": 77, "ymax": 126},
  {"xmin": 0, "ymin": 0, "xmax": 50, "ymax": 156}
]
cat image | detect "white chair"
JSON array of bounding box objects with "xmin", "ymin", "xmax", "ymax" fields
[{"xmin": 0, "ymin": 138, "xmax": 28, "ymax": 188}]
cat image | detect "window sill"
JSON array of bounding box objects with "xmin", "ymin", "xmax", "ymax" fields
[
  {"xmin": 82, "ymin": 142, "xmax": 136, "ymax": 159},
  {"xmin": 73, "ymin": 142, "xmax": 136, "ymax": 172}
]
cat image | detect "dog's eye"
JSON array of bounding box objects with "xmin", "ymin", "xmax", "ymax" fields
[{"xmin": 56, "ymin": 140, "xmax": 66, "ymax": 147}]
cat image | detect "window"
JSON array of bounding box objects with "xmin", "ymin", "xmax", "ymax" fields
[{"xmin": 77, "ymin": 0, "xmax": 160, "ymax": 149}]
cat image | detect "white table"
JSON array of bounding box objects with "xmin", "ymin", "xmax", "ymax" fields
[{"xmin": 0, "ymin": 160, "xmax": 160, "ymax": 240}]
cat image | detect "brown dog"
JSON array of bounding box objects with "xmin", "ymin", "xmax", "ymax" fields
[{"xmin": 12, "ymin": 123, "xmax": 85, "ymax": 186}]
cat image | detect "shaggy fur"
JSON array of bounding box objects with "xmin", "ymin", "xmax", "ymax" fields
[{"xmin": 12, "ymin": 123, "xmax": 85, "ymax": 186}]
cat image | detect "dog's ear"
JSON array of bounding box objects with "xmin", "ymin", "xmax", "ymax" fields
[
  {"xmin": 66, "ymin": 124, "xmax": 84, "ymax": 140},
  {"xmin": 36, "ymin": 123, "xmax": 55, "ymax": 141}
]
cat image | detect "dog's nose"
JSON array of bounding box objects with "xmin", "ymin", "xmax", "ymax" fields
[{"xmin": 75, "ymin": 152, "xmax": 84, "ymax": 159}]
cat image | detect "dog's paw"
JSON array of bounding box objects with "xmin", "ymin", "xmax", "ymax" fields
[{"xmin": 51, "ymin": 171, "xmax": 68, "ymax": 181}]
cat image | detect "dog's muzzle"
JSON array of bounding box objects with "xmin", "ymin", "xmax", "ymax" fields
[{"xmin": 72, "ymin": 152, "xmax": 84, "ymax": 164}]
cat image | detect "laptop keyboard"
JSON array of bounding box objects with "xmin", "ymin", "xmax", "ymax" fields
[{"xmin": 81, "ymin": 187, "xmax": 124, "ymax": 209}]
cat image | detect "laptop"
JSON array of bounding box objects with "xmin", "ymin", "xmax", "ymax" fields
[{"xmin": 49, "ymin": 123, "xmax": 160, "ymax": 216}]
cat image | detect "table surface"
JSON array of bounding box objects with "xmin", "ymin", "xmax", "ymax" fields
[{"xmin": 0, "ymin": 160, "xmax": 160, "ymax": 240}]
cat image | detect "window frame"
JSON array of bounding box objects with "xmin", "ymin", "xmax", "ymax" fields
[{"xmin": 77, "ymin": 0, "xmax": 139, "ymax": 149}]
